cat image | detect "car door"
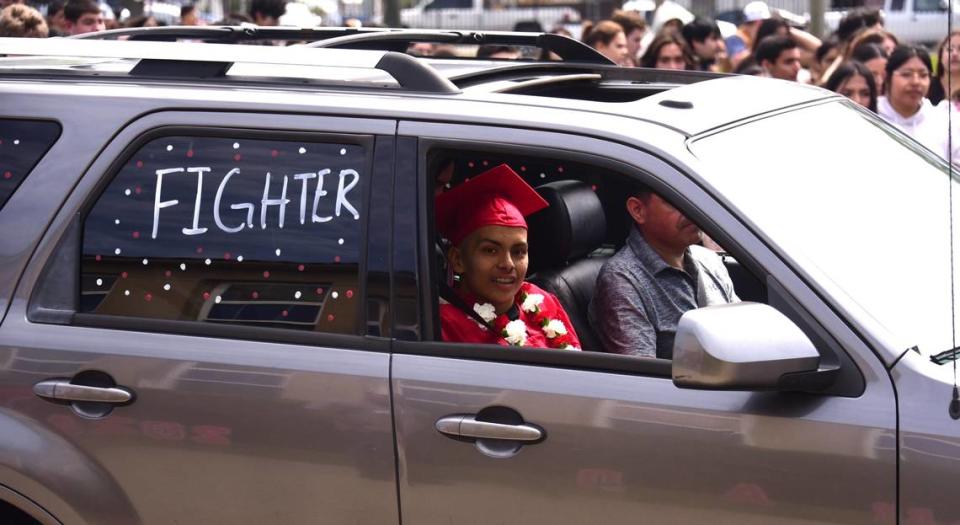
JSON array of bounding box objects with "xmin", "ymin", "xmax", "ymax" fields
[
  {"xmin": 390, "ymin": 121, "xmax": 897, "ymax": 524},
  {"xmin": 0, "ymin": 110, "xmax": 399, "ymax": 525}
]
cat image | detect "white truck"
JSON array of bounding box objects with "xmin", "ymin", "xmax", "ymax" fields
[
  {"xmin": 825, "ymin": 0, "xmax": 960, "ymax": 45},
  {"xmin": 400, "ymin": 0, "xmax": 580, "ymax": 31}
]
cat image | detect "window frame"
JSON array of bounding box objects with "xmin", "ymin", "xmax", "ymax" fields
[
  {"xmin": 393, "ymin": 121, "xmax": 866, "ymax": 394},
  {"xmin": 31, "ymin": 124, "xmax": 389, "ymax": 352}
]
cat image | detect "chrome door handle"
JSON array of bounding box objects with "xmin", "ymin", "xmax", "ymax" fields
[
  {"xmin": 33, "ymin": 380, "xmax": 133, "ymax": 404},
  {"xmin": 435, "ymin": 415, "xmax": 543, "ymax": 442}
]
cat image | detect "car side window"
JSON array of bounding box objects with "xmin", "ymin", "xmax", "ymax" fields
[
  {"xmin": 0, "ymin": 119, "xmax": 61, "ymax": 211},
  {"xmin": 80, "ymin": 133, "xmax": 366, "ymax": 334},
  {"xmin": 427, "ymin": 149, "xmax": 760, "ymax": 354}
]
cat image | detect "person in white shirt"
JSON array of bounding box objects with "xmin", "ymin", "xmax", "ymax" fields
[{"xmin": 877, "ymin": 45, "xmax": 949, "ymax": 162}]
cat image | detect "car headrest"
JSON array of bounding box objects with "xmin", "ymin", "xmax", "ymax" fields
[{"xmin": 528, "ymin": 180, "xmax": 607, "ymax": 271}]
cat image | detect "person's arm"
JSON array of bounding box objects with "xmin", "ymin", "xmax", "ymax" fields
[
  {"xmin": 588, "ymin": 268, "xmax": 657, "ymax": 357},
  {"xmin": 789, "ymin": 27, "xmax": 822, "ymax": 53}
]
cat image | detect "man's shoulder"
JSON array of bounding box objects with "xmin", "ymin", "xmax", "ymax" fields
[{"xmin": 688, "ymin": 245, "xmax": 729, "ymax": 275}]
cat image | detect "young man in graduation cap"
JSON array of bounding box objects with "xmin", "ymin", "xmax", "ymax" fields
[{"xmin": 436, "ymin": 164, "xmax": 581, "ymax": 350}]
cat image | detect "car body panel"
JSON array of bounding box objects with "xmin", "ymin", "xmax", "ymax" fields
[
  {"xmin": 393, "ymin": 119, "xmax": 897, "ymax": 524},
  {"xmin": 0, "ymin": 106, "xmax": 398, "ymax": 524}
]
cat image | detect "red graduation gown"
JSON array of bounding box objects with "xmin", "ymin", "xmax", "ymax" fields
[{"xmin": 440, "ymin": 282, "xmax": 581, "ymax": 349}]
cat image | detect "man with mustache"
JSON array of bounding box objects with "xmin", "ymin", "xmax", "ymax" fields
[{"xmin": 588, "ymin": 186, "xmax": 738, "ymax": 359}]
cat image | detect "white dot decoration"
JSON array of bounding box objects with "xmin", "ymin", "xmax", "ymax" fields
[
  {"xmin": 298, "ymin": 147, "xmax": 306, "ymax": 154},
  {"xmin": 275, "ymin": 248, "xmax": 281, "ymax": 256},
  {"xmin": 340, "ymin": 148, "xmax": 346, "ymax": 155},
  {"xmin": 163, "ymin": 283, "xmax": 171, "ymax": 291},
  {"xmin": 215, "ymin": 295, "xmax": 222, "ymax": 304},
  {"xmin": 124, "ymin": 290, "xmax": 130, "ymax": 296},
  {"xmin": 294, "ymin": 291, "xmax": 302, "ymax": 299},
  {"xmin": 540, "ymin": 173, "xmax": 546, "ymax": 179},
  {"xmin": 114, "ymin": 248, "xmax": 121, "ymax": 255},
  {"xmin": 114, "ymin": 219, "xmax": 120, "ymax": 225},
  {"xmin": 204, "ymin": 258, "xmax": 212, "ymax": 266},
  {"xmin": 232, "ymin": 142, "xmax": 240, "ymax": 149},
  {"xmin": 96, "ymin": 278, "xmax": 103, "ymax": 287},
  {"xmin": 179, "ymin": 263, "xmax": 186, "ymax": 271},
  {"xmin": 13, "ymin": 139, "xmax": 20, "ymax": 145},
  {"xmin": 237, "ymin": 255, "xmax": 244, "ymax": 262},
  {"xmin": 166, "ymin": 145, "xmax": 173, "ymax": 152},
  {"xmin": 124, "ymin": 189, "xmax": 132, "ymax": 196},
  {"xmin": 337, "ymin": 238, "xmax": 344, "ymax": 245},
  {"xmin": 331, "ymin": 291, "xmax": 339, "ymax": 299},
  {"xmin": 142, "ymin": 258, "xmax": 149, "ymax": 265}
]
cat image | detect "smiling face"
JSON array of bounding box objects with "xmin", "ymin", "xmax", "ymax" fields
[{"xmin": 449, "ymin": 225, "xmax": 529, "ymax": 314}]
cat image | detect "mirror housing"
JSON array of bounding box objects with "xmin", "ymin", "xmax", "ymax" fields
[{"xmin": 672, "ymin": 302, "xmax": 821, "ymax": 390}]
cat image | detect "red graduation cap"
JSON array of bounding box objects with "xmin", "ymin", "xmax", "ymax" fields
[{"xmin": 436, "ymin": 163, "xmax": 549, "ymax": 246}]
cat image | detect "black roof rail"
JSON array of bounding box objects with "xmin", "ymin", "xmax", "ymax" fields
[
  {"xmin": 447, "ymin": 62, "xmax": 725, "ymax": 88},
  {"xmin": 0, "ymin": 37, "xmax": 460, "ymax": 94},
  {"xmin": 72, "ymin": 25, "xmax": 384, "ymax": 43},
  {"xmin": 307, "ymin": 30, "xmax": 613, "ymax": 65},
  {"xmin": 74, "ymin": 25, "xmax": 613, "ymax": 65}
]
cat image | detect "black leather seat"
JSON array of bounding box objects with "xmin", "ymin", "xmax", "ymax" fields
[{"xmin": 527, "ymin": 180, "xmax": 609, "ymax": 352}]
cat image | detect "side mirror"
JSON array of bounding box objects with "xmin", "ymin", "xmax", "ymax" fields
[{"xmin": 672, "ymin": 302, "xmax": 823, "ymax": 391}]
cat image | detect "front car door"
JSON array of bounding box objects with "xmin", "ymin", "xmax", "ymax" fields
[
  {"xmin": 390, "ymin": 120, "xmax": 897, "ymax": 524},
  {"xmin": 0, "ymin": 108, "xmax": 398, "ymax": 524}
]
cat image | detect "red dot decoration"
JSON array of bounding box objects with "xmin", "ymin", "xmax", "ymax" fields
[
  {"xmin": 334, "ymin": 256, "xmax": 341, "ymax": 263},
  {"xmin": 233, "ymin": 153, "xmax": 242, "ymax": 162},
  {"xmin": 468, "ymin": 161, "xmax": 475, "ymax": 168},
  {"xmin": 262, "ymin": 271, "xmax": 270, "ymax": 279},
  {"xmin": 327, "ymin": 314, "xmax": 335, "ymax": 321},
  {"xmin": 224, "ymin": 252, "xmax": 232, "ymax": 260},
  {"xmin": 520, "ymin": 166, "xmax": 527, "ymax": 172},
  {"xmin": 202, "ymin": 291, "xmax": 210, "ymax": 300},
  {"xmin": 251, "ymin": 291, "xmax": 259, "ymax": 299},
  {"xmin": 134, "ymin": 186, "xmax": 142, "ymax": 195},
  {"xmin": 95, "ymin": 254, "xmax": 102, "ymax": 262},
  {"xmin": 186, "ymin": 150, "xmax": 194, "ymax": 158},
  {"xmin": 2, "ymin": 171, "xmax": 11, "ymax": 180},
  {"xmin": 592, "ymin": 185, "xmax": 598, "ymax": 191},
  {"xmin": 271, "ymin": 149, "xmax": 279, "ymax": 158},
  {"xmin": 132, "ymin": 231, "xmax": 140, "ymax": 239},
  {"xmin": 346, "ymin": 290, "xmax": 354, "ymax": 298},
  {"xmin": 196, "ymin": 246, "xmax": 204, "ymax": 254},
  {"xmin": 144, "ymin": 293, "xmax": 153, "ymax": 302},
  {"xmin": 483, "ymin": 160, "xmax": 489, "ymax": 166},
  {"xmin": 121, "ymin": 271, "xmax": 128, "ymax": 279},
  {"xmin": 281, "ymin": 310, "xmax": 289, "ymax": 317},
  {"xmin": 136, "ymin": 160, "xmax": 143, "ymax": 168},
  {"xmin": 557, "ymin": 166, "xmax": 564, "ymax": 173},
  {"xmin": 315, "ymin": 287, "xmax": 324, "ymax": 295},
  {"xmin": 164, "ymin": 270, "xmax": 172, "ymax": 277},
  {"xmin": 297, "ymin": 264, "xmax": 305, "ymax": 272}
]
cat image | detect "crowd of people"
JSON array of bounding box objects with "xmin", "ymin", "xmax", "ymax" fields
[{"xmin": 1, "ymin": 0, "xmax": 958, "ymax": 162}]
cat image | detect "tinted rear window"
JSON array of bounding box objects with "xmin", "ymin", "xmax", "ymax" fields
[{"xmin": 0, "ymin": 119, "xmax": 62, "ymax": 211}]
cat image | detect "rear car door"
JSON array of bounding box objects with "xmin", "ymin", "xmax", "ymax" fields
[
  {"xmin": 0, "ymin": 108, "xmax": 398, "ymax": 525},
  {"xmin": 391, "ymin": 121, "xmax": 897, "ymax": 524}
]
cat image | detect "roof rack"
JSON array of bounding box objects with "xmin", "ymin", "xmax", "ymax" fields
[
  {"xmin": 73, "ymin": 25, "xmax": 613, "ymax": 65},
  {"xmin": 306, "ymin": 30, "xmax": 613, "ymax": 65},
  {"xmin": 72, "ymin": 24, "xmax": 376, "ymax": 43},
  {"xmin": 446, "ymin": 62, "xmax": 724, "ymax": 88},
  {"xmin": 0, "ymin": 37, "xmax": 459, "ymax": 94}
]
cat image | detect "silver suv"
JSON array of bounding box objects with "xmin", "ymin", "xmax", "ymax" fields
[{"xmin": 0, "ymin": 27, "xmax": 957, "ymax": 525}]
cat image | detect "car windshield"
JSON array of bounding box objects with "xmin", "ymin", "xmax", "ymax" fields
[{"xmin": 691, "ymin": 100, "xmax": 960, "ymax": 358}]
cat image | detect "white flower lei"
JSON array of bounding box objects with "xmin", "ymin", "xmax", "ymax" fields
[{"xmin": 502, "ymin": 319, "xmax": 528, "ymax": 346}]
